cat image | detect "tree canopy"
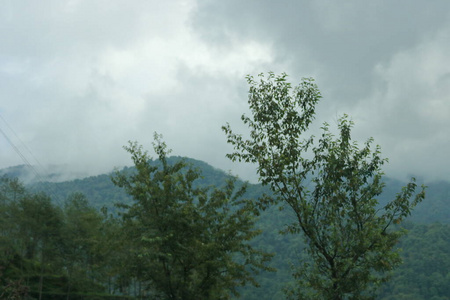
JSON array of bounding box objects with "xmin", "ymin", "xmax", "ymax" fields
[
  {"xmin": 111, "ymin": 133, "xmax": 273, "ymax": 299},
  {"xmin": 223, "ymin": 72, "xmax": 426, "ymax": 299}
]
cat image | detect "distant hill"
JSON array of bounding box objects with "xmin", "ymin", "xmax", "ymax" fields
[
  {"xmin": 4, "ymin": 157, "xmax": 259, "ymax": 211},
  {"xmin": 1, "ymin": 158, "xmax": 447, "ymax": 224}
]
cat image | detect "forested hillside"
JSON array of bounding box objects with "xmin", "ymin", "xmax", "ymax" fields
[
  {"xmin": 1, "ymin": 159, "xmax": 449, "ymax": 299},
  {"xmin": 25, "ymin": 159, "xmax": 448, "ymax": 224}
]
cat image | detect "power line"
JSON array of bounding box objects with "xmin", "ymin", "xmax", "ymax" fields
[
  {"xmin": 0, "ymin": 113, "xmax": 46, "ymax": 176},
  {"xmin": 0, "ymin": 113, "xmax": 63, "ymax": 205}
]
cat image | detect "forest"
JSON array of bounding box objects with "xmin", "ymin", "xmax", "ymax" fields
[
  {"xmin": 1, "ymin": 74, "xmax": 449, "ymax": 299},
  {"xmin": 1, "ymin": 157, "xmax": 449, "ymax": 299}
]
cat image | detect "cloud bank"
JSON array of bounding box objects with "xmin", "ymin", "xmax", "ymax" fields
[{"xmin": 1, "ymin": 0, "xmax": 450, "ymax": 183}]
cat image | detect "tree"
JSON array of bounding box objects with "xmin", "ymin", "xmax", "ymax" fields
[
  {"xmin": 0, "ymin": 177, "xmax": 27, "ymax": 265},
  {"xmin": 17, "ymin": 193, "xmax": 64, "ymax": 300},
  {"xmin": 111, "ymin": 134, "xmax": 273, "ymax": 300},
  {"xmin": 0, "ymin": 176, "xmax": 29, "ymax": 298},
  {"xmin": 62, "ymin": 192, "xmax": 106, "ymax": 297},
  {"xmin": 222, "ymin": 72, "xmax": 426, "ymax": 299}
]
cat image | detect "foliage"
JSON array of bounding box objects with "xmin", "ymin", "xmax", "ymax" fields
[
  {"xmin": 0, "ymin": 176, "xmax": 109, "ymax": 299},
  {"xmin": 1, "ymin": 160, "xmax": 449, "ymax": 299},
  {"xmin": 378, "ymin": 222, "xmax": 450, "ymax": 299},
  {"xmin": 111, "ymin": 134, "xmax": 273, "ymax": 299},
  {"xmin": 223, "ymin": 72, "xmax": 426, "ymax": 299}
]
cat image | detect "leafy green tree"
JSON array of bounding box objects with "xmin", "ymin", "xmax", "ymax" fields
[
  {"xmin": 111, "ymin": 134, "xmax": 273, "ymax": 300},
  {"xmin": 223, "ymin": 72, "xmax": 426, "ymax": 299},
  {"xmin": 17, "ymin": 193, "xmax": 64, "ymax": 300},
  {"xmin": 0, "ymin": 177, "xmax": 29, "ymax": 297},
  {"xmin": 0, "ymin": 177, "xmax": 25, "ymax": 263},
  {"xmin": 62, "ymin": 192, "xmax": 107, "ymax": 297}
]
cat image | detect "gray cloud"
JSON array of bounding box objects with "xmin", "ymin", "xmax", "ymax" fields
[
  {"xmin": 1, "ymin": 0, "xmax": 450, "ymax": 183},
  {"xmin": 192, "ymin": 0, "xmax": 450, "ymax": 101},
  {"xmin": 190, "ymin": 0, "xmax": 450, "ymax": 182}
]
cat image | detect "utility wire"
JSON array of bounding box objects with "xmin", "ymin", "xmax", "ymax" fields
[
  {"xmin": 0, "ymin": 113, "xmax": 63, "ymax": 205},
  {"xmin": 0, "ymin": 113, "xmax": 46, "ymax": 178}
]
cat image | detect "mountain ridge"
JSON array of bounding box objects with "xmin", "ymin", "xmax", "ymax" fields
[{"xmin": 1, "ymin": 157, "xmax": 448, "ymax": 224}]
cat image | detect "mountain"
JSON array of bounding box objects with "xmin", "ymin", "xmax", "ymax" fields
[
  {"xmin": 1, "ymin": 159, "xmax": 447, "ymax": 224},
  {"xmin": 1, "ymin": 159, "xmax": 449, "ymax": 299},
  {"xmin": 14, "ymin": 157, "xmax": 260, "ymax": 211}
]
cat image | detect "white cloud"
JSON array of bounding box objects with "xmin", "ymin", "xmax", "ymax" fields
[{"xmin": 0, "ymin": 0, "xmax": 277, "ymax": 179}]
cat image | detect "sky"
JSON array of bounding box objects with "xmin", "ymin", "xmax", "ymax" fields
[{"xmin": 1, "ymin": 0, "xmax": 450, "ymax": 183}]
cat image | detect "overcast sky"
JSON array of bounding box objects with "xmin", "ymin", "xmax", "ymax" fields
[{"xmin": 1, "ymin": 0, "xmax": 450, "ymax": 183}]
